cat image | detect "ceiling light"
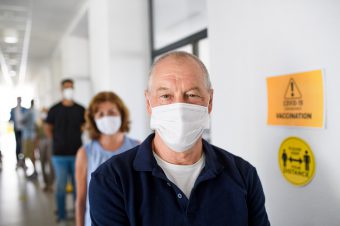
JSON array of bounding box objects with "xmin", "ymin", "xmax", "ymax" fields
[{"xmin": 3, "ymin": 29, "xmax": 19, "ymax": 44}]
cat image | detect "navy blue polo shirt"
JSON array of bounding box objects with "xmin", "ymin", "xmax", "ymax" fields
[{"xmin": 89, "ymin": 134, "xmax": 270, "ymax": 226}]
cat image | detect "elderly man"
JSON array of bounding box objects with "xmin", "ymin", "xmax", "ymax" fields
[{"xmin": 89, "ymin": 51, "xmax": 270, "ymax": 226}]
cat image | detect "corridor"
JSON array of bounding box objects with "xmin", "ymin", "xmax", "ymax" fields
[{"xmin": 0, "ymin": 124, "xmax": 74, "ymax": 226}]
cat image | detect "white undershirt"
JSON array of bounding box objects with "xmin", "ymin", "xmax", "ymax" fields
[{"xmin": 153, "ymin": 152, "xmax": 205, "ymax": 199}]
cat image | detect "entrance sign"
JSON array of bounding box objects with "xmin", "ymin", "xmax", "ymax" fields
[
  {"xmin": 267, "ymin": 70, "xmax": 324, "ymax": 128},
  {"xmin": 278, "ymin": 137, "xmax": 316, "ymax": 186}
]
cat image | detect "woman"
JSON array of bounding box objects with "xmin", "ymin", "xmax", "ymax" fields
[{"xmin": 75, "ymin": 91, "xmax": 139, "ymax": 226}]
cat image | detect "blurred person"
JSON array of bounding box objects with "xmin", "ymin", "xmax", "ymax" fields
[
  {"xmin": 37, "ymin": 107, "xmax": 54, "ymax": 191},
  {"xmin": 75, "ymin": 91, "xmax": 139, "ymax": 226},
  {"xmin": 9, "ymin": 97, "xmax": 28, "ymax": 169},
  {"xmin": 89, "ymin": 52, "xmax": 270, "ymax": 226},
  {"xmin": 21, "ymin": 99, "xmax": 38, "ymax": 177},
  {"xmin": 45, "ymin": 78, "xmax": 85, "ymax": 223}
]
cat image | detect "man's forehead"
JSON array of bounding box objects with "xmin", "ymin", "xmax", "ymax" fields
[
  {"xmin": 152, "ymin": 59, "xmax": 203, "ymax": 79},
  {"xmin": 62, "ymin": 82, "xmax": 73, "ymax": 87}
]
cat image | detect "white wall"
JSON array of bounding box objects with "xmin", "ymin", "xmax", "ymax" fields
[
  {"xmin": 29, "ymin": 62, "xmax": 53, "ymax": 108},
  {"xmin": 208, "ymin": 1, "xmax": 340, "ymax": 225},
  {"xmin": 60, "ymin": 35, "xmax": 93, "ymax": 107},
  {"xmin": 88, "ymin": 0, "xmax": 150, "ymax": 141}
]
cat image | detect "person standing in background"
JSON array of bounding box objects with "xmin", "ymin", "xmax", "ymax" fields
[
  {"xmin": 9, "ymin": 97, "xmax": 28, "ymax": 169},
  {"xmin": 21, "ymin": 99, "xmax": 38, "ymax": 178},
  {"xmin": 44, "ymin": 79, "xmax": 85, "ymax": 223},
  {"xmin": 37, "ymin": 107, "xmax": 55, "ymax": 191},
  {"xmin": 75, "ymin": 91, "xmax": 139, "ymax": 226}
]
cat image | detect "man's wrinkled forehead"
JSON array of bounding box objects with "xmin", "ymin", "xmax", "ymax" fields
[{"xmin": 149, "ymin": 56, "xmax": 205, "ymax": 90}]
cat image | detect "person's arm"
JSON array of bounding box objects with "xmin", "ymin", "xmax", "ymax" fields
[
  {"xmin": 44, "ymin": 107, "xmax": 54, "ymax": 139},
  {"xmin": 247, "ymin": 168, "xmax": 271, "ymax": 226},
  {"xmin": 9, "ymin": 109, "xmax": 13, "ymax": 122},
  {"xmin": 75, "ymin": 147, "xmax": 88, "ymax": 226},
  {"xmin": 89, "ymin": 168, "xmax": 130, "ymax": 226}
]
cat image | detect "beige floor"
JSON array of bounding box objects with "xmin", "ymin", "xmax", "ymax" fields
[{"xmin": 0, "ymin": 131, "xmax": 75, "ymax": 226}]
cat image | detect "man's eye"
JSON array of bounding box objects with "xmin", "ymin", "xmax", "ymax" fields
[
  {"xmin": 187, "ymin": 94, "xmax": 200, "ymax": 98},
  {"xmin": 160, "ymin": 94, "xmax": 170, "ymax": 99}
]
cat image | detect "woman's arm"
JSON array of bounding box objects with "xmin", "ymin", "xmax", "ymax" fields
[{"xmin": 75, "ymin": 147, "xmax": 88, "ymax": 226}]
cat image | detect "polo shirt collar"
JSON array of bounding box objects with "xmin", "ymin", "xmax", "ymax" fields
[{"xmin": 133, "ymin": 133, "xmax": 224, "ymax": 176}]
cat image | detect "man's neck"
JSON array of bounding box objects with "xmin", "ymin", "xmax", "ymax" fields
[
  {"xmin": 152, "ymin": 133, "xmax": 203, "ymax": 165},
  {"xmin": 62, "ymin": 99, "xmax": 74, "ymax": 106}
]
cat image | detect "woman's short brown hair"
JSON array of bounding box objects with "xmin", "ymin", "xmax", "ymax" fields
[{"xmin": 86, "ymin": 91, "xmax": 130, "ymax": 140}]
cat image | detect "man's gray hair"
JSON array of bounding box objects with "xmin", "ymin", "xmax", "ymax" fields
[{"xmin": 148, "ymin": 51, "xmax": 212, "ymax": 90}]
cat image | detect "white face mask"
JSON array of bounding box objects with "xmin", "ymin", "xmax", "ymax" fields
[
  {"xmin": 150, "ymin": 103, "xmax": 210, "ymax": 152},
  {"xmin": 63, "ymin": 88, "xmax": 74, "ymax": 100},
  {"xmin": 95, "ymin": 116, "xmax": 121, "ymax": 135}
]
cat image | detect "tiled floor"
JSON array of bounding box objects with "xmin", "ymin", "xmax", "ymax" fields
[{"xmin": 0, "ymin": 128, "xmax": 75, "ymax": 226}]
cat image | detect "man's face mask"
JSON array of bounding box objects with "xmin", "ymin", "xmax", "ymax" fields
[
  {"xmin": 150, "ymin": 103, "xmax": 210, "ymax": 152},
  {"xmin": 63, "ymin": 88, "xmax": 74, "ymax": 100}
]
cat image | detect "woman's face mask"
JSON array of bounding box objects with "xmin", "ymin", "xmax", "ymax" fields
[
  {"xmin": 150, "ymin": 103, "xmax": 210, "ymax": 152},
  {"xmin": 95, "ymin": 116, "xmax": 121, "ymax": 135}
]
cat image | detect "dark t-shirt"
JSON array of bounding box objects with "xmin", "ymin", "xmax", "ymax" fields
[{"xmin": 46, "ymin": 102, "xmax": 85, "ymax": 156}]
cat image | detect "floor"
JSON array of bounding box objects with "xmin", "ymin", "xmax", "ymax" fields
[{"xmin": 0, "ymin": 124, "xmax": 75, "ymax": 226}]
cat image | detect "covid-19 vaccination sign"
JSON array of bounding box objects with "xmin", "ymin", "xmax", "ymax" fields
[{"xmin": 266, "ymin": 69, "xmax": 325, "ymax": 128}]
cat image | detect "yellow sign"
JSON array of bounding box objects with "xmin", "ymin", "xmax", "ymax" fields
[
  {"xmin": 267, "ymin": 69, "xmax": 324, "ymax": 128},
  {"xmin": 278, "ymin": 137, "xmax": 315, "ymax": 186}
]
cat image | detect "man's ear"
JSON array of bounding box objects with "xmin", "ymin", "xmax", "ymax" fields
[
  {"xmin": 145, "ymin": 90, "xmax": 152, "ymax": 115},
  {"xmin": 208, "ymin": 89, "xmax": 214, "ymax": 113}
]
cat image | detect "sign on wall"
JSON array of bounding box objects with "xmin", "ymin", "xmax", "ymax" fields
[
  {"xmin": 278, "ymin": 137, "xmax": 315, "ymax": 186},
  {"xmin": 266, "ymin": 69, "xmax": 324, "ymax": 128}
]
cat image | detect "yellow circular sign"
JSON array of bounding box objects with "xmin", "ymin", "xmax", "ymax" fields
[{"xmin": 278, "ymin": 137, "xmax": 315, "ymax": 186}]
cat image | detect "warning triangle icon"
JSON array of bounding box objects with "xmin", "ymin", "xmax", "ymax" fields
[{"xmin": 284, "ymin": 78, "xmax": 302, "ymax": 99}]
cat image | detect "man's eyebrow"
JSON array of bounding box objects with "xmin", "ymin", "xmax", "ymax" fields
[
  {"xmin": 185, "ymin": 87, "xmax": 201, "ymax": 92},
  {"xmin": 156, "ymin": 87, "xmax": 169, "ymax": 92}
]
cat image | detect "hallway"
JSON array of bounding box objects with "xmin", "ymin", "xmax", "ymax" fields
[{"xmin": 0, "ymin": 126, "xmax": 74, "ymax": 226}]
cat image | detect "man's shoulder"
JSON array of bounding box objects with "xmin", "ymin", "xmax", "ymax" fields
[
  {"xmin": 49, "ymin": 102, "xmax": 62, "ymax": 110},
  {"xmin": 209, "ymin": 143, "xmax": 256, "ymax": 175},
  {"xmin": 73, "ymin": 102, "xmax": 85, "ymax": 110}
]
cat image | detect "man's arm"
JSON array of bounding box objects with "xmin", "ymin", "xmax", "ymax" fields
[
  {"xmin": 9, "ymin": 109, "xmax": 14, "ymax": 122},
  {"xmin": 89, "ymin": 170, "xmax": 130, "ymax": 226},
  {"xmin": 44, "ymin": 107, "xmax": 54, "ymax": 139},
  {"xmin": 247, "ymin": 168, "xmax": 271, "ymax": 226}
]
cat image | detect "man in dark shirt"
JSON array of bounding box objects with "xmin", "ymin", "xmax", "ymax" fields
[
  {"xmin": 45, "ymin": 78, "xmax": 85, "ymax": 223},
  {"xmin": 89, "ymin": 51, "xmax": 270, "ymax": 226}
]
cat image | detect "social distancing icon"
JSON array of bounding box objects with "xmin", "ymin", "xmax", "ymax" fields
[
  {"xmin": 284, "ymin": 78, "xmax": 302, "ymax": 99},
  {"xmin": 278, "ymin": 137, "xmax": 315, "ymax": 186}
]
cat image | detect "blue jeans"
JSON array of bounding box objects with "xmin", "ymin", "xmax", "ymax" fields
[{"xmin": 52, "ymin": 156, "xmax": 76, "ymax": 220}]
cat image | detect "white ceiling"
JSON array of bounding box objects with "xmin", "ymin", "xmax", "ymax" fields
[{"xmin": 0, "ymin": 0, "xmax": 85, "ymax": 84}]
